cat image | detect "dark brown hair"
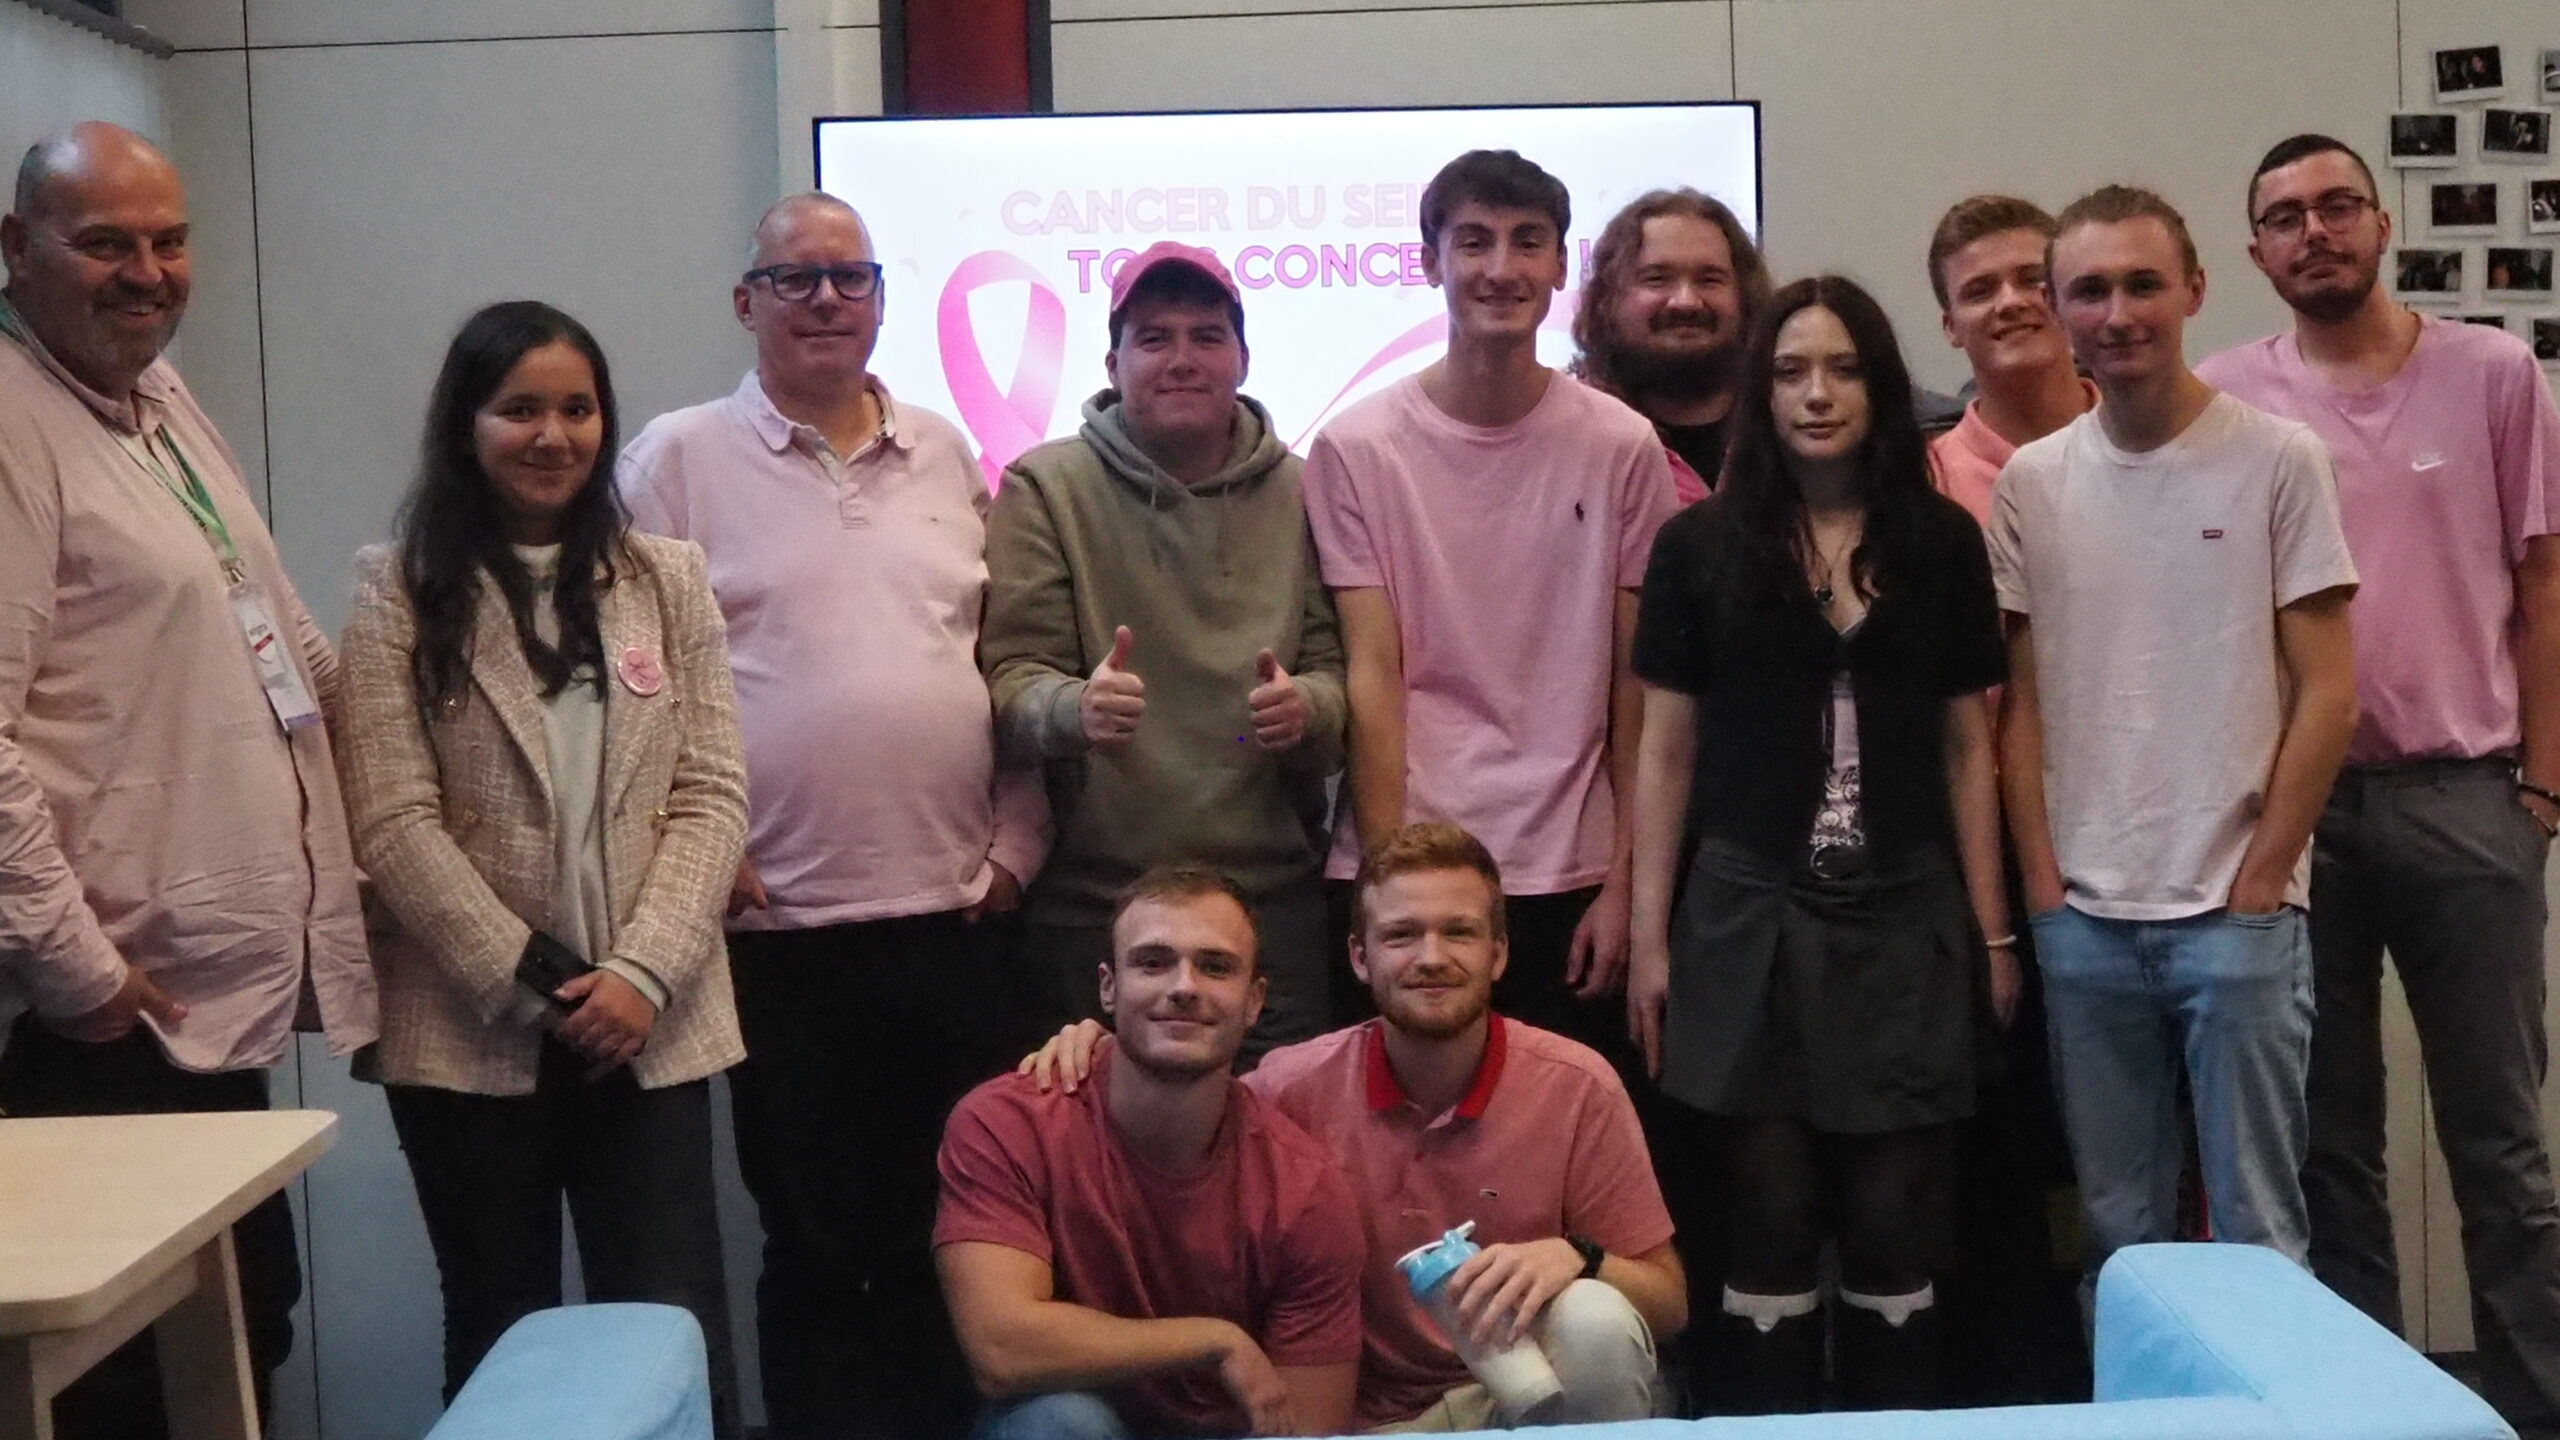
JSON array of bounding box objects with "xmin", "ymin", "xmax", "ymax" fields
[
  {"xmin": 1419, "ymin": 149, "xmax": 1570, "ymax": 253},
  {"xmin": 1109, "ymin": 864, "xmax": 1260, "ymax": 972}
]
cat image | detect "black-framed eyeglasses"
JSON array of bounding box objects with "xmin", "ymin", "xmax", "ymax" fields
[
  {"xmin": 743, "ymin": 262, "xmax": 884, "ymax": 303},
  {"xmin": 2252, "ymin": 193, "xmax": 2375, "ymax": 240}
]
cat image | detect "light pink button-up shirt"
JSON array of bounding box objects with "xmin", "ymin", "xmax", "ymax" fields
[
  {"xmin": 621, "ymin": 374, "xmax": 1048, "ymax": 929},
  {"xmin": 0, "ymin": 307, "xmax": 376, "ymax": 1071}
]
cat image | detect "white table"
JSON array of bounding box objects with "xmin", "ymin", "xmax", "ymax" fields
[{"xmin": 0, "ymin": 1110, "xmax": 337, "ymax": 1440}]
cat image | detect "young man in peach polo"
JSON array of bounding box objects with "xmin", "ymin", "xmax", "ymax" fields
[{"xmin": 1924, "ymin": 195, "xmax": 2095, "ymax": 525}]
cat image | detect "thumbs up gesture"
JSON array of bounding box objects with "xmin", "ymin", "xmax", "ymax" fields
[
  {"xmin": 1247, "ymin": 648, "xmax": 1308, "ymax": 752},
  {"xmin": 1081, "ymin": 625, "xmax": 1147, "ymax": 750}
]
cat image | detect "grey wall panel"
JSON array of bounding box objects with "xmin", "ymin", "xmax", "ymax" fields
[
  {"xmin": 1734, "ymin": 0, "xmax": 2399, "ymax": 392},
  {"xmin": 0, "ymin": 2, "xmax": 162, "ymax": 163},
  {"xmin": 246, "ymin": 28, "xmax": 773, "ymax": 633},
  {"xmin": 1054, "ymin": 2, "xmax": 1734, "ymax": 112},
  {"xmin": 121, "ymin": 0, "xmax": 247, "ymax": 51},
  {"xmin": 240, "ymin": 0, "xmax": 772, "ymax": 49},
  {"xmin": 159, "ymin": 50, "xmax": 268, "ymax": 513}
]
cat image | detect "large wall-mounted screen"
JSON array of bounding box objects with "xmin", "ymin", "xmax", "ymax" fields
[{"xmin": 815, "ymin": 103, "xmax": 1761, "ymax": 481}]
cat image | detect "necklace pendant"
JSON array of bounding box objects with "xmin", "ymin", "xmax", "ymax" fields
[{"xmin": 1814, "ymin": 584, "xmax": 1835, "ymax": 606}]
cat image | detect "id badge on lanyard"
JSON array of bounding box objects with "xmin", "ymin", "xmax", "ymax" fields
[
  {"xmin": 228, "ymin": 579, "xmax": 324, "ymax": 732},
  {"xmin": 123, "ymin": 427, "xmax": 323, "ymax": 733}
]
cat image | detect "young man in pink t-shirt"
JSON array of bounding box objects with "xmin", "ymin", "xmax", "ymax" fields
[
  {"xmin": 2199, "ymin": 134, "xmax": 2560, "ymax": 1438},
  {"xmin": 1303, "ymin": 150, "xmax": 1679, "ymax": 1069},
  {"xmin": 1026, "ymin": 824, "xmax": 1687, "ymax": 1430},
  {"xmin": 1923, "ymin": 196, "xmax": 2096, "ymax": 525},
  {"xmin": 936, "ymin": 868, "xmax": 1361, "ymax": 1440}
]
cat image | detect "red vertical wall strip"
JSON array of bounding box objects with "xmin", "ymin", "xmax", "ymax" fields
[{"xmin": 903, "ymin": 0, "xmax": 1033, "ymax": 114}]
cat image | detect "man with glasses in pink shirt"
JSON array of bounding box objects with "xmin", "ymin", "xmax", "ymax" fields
[
  {"xmin": 621, "ymin": 192, "xmax": 1050, "ymax": 1440},
  {"xmin": 2201, "ymin": 134, "xmax": 2560, "ymax": 1440}
]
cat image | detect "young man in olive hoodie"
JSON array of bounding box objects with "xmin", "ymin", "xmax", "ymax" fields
[{"xmin": 983, "ymin": 243, "xmax": 1347, "ymax": 1058}]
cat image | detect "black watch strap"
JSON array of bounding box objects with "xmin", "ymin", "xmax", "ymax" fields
[{"xmin": 1568, "ymin": 1232, "xmax": 1605, "ymax": 1280}]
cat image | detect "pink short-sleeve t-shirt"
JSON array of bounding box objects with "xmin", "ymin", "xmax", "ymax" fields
[
  {"xmin": 1301, "ymin": 373, "xmax": 1679, "ymax": 891},
  {"xmin": 2198, "ymin": 318, "xmax": 2560, "ymax": 765},
  {"xmin": 1245, "ymin": 1016, "xmax": 1676, "ymax": 1427},
  {"xmin": 935, "ymin": 1051, "xmax": 1364, "ymax": 1438}
]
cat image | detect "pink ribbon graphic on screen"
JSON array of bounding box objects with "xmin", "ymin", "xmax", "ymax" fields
[{"xmin": 938, "ymin": 250, "xmax": 1067, "ymax": 487}]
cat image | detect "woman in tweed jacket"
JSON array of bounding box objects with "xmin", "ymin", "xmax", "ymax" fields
[{"xmin": 337, "ymin": 301, "xmax": 747, "ymax": 1434}]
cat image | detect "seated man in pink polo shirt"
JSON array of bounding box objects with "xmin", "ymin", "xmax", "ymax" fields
[
  {"xmin": 1029, "ymin": 824, "xmax": 1687, "ymax": 1431},
  {"xmin": 936, "ymin": 866, "xmax": 1363, "ymax": 1440}
]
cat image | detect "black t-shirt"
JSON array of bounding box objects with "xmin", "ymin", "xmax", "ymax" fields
[
  {"xmin": 1633, "ymin": 490, "xmax": 2006, "ymax": 868},
  {"xmin": 1656, "ymin": 418, "xmax": 1729, "ymax": 490}
]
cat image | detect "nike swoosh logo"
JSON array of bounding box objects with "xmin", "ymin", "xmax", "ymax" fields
[{"xmin": 2413, "ymin": 455, "xmax": 2448, "ymax": 471}]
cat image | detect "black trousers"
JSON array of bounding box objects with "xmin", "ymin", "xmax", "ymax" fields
[
  {"xmin": 384, "ymin": 1044, "xmax": 736, "ymax": 1440},
  {"xmin": 727, "ymin": 911, "xmax": 1032, "ymax": 1440},
  {"xmin": 0, "ymin": 1017, "xmax": 301, "ymax": 1440}
]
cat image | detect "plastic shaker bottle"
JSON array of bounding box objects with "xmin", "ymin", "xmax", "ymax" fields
[{"xmin": 1395, "ymin": 1222, "xmax": 1565, "ymax": 1421}]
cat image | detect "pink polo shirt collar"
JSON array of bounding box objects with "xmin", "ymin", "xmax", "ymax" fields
[
  {"xmin": 1364, "ymin": 1012, "xmax": 1509, "ymax": 1120},
  {"xmin": 735, "ymin": 369, "xmax": 914, "ymax": 457}
]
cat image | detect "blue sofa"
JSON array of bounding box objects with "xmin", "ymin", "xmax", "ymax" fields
[{"xmin": 421, "ymin": 1244, "xmax": 2510, "ymax": 1440}]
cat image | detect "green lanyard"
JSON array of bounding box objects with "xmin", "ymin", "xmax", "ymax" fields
[{"xmin": 0, "ymin": 293, "xmax": 246, "ymax": 584}]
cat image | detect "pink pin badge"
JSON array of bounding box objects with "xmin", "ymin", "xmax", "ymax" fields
[{"xmin": 617, "ymin": 645, "xmax": 665, "ymax": 697}]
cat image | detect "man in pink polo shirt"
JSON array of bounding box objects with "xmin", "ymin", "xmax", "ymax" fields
[
  {"xmin": 1305, "ymin": 150, "xmax": 1679, "ymax": 1071},
  {"xmin": 1030, "ymin": 823, "xmax": 1686, "ymax": 1430},
  {"xmin": 936, "ymin": 867, "xmax": 1361, "ymax": 1440},
  {"xmin": 1924, "ymin": 195, "xmax": 2097, "ymax": 525},
  {"xmin": 620, "ymin": 191, "xmax": 1050, "ymax": 1440},
  {"xmin": 2200, "ymin": 134, "xmax": 2560, "ymax": 1440}
]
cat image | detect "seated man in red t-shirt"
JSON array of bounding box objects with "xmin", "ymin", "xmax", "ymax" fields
[
  {"xmin": 935, "ymin": 866, "xmax": 1364, "ymax": 1440},
  {"xmin": 1028, "ymin": 824, "xmax": 1688, "ymax": 1431}
]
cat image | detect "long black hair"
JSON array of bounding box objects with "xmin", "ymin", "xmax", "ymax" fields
[
  {"xmin": 398, "ymin": 300, "xmax": 627, "ymax": 713},
  {"xmin": 1704, "ymin": 274, "xmax": 1936, "ymax": 612}
]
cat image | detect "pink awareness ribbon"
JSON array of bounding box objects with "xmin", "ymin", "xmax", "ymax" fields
[{"xmin": 938, "ymin": 250, "xmax": 1068, "ymax": 488}]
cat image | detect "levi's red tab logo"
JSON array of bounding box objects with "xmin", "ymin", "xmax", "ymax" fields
[{"xmin": 2202, "ymin": 528, "xmax": 2225, "ymax": 539}]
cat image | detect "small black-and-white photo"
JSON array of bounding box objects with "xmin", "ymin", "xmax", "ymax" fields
[
  {"xmin": 2394, "ymin": 247, "xmax": 2466, "ymax": 300},
  {"xmin": 2534, "ymin": 317, "xmax": 2560, "ymax": 365},
  {"xmin": 2485, "ymin": 245, "xmax": 2555, "ymax": 296},
  {"xmin": 2432, "ymin": 181, "xmax": 2500, "ymax": 235},
  {"xmin": 2435, "ymin": 44, "xmax": 2506, "ymax": 102},
  {"xmin": 2389, "ymin": 112, "xmax": 2461, "ymax": 167},
  {"xmin": 2543, "ymin": 48, "xmax": 2560, "ymax": 100},
  {"xmin": 2456, "ymin": 314, "xmax": 2510, "ymax": 331},
  {"xmin": 2482, "ymin": 108, "xmax": 2554, "ymax": 161},
  {"xmin": 2532, "ymin": 179, "xmax": 2560, "ymax": 234}
]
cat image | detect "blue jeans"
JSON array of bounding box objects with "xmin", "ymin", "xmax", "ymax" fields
[
  {"xmin": 972, "ymin": 1393, "xmax": 1133, "ymax": 1440},
  {"xmin": 2033, "ymin": 904, "xmax": 2313, "ymax": 1269}
]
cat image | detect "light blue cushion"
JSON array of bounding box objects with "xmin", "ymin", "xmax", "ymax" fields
[
  {"xmin": 425, "ymin": 1303, "xmax": 711, "ymax": 1440},
  {"xmin": 1538, "ymin": 1397, "xmax": 2288, "ymax": 1440},
  {"xmin": 2097, "ymin": 1244, "xmax": 2513, "ymax": 1440}
]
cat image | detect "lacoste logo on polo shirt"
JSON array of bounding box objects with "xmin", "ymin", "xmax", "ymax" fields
[{"xmin": 2202, "ymin": 529, "xmax": 2225, "ymax": 540}]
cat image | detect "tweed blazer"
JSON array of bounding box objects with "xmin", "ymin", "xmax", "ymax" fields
[{"xmin": 337, "ymin": 533, "xmax": 748, "ymax": 1095}]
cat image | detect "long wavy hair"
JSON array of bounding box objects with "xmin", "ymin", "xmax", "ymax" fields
[
  {"xmin": 397, "ymin": 300, "xmax": 627, "ymax": 713},
  {"xmin": 1703, "ymin": 275, "xmax": 1935, "ymax": 613},
  {"xmin": 1570, "ymin": 188, "xmax": 1769, "ymax": 400}
]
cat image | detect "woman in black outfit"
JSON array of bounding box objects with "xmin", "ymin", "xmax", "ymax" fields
[{"xmin": 1625, "ymin": 275, "xmax": 2013, "ymax": 1412}]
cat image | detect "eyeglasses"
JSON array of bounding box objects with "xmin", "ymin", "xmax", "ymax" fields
[
  {"xmin": 2252, "ymin": 193, "xmax": 2375, "ymax": 240},
  {"xmin": 743, "ymin": 262, "xmax": 884, "ymax": 303}
]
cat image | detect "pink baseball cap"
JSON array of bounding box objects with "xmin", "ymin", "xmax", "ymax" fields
[{"xmin": 1107, "ymin": 241, "xmax": 1242, "ymax": 320}]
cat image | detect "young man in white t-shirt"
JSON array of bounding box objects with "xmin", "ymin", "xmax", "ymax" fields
[
  {"xmin": 1987, "ymin": 186, "xmax": 2359, "ymax": 1274},
  {"xmin": 1302, "ymin": 150, "xmax": 1677, "ymax": 1065}
]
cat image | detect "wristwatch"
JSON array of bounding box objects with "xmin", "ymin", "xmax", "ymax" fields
[{"xmin": 1567, "ymin": 1233, "xmax": 1605, "ymax": 1281}]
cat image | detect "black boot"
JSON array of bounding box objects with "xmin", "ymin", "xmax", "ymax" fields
[
  {"xmin": 1708, "ymin": 1293, "xmax": 1824, "ymax": 1415},
  {"xmin": 1836, "ymin": 1288, "xmax": 1944, "ymax": 1411}
]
